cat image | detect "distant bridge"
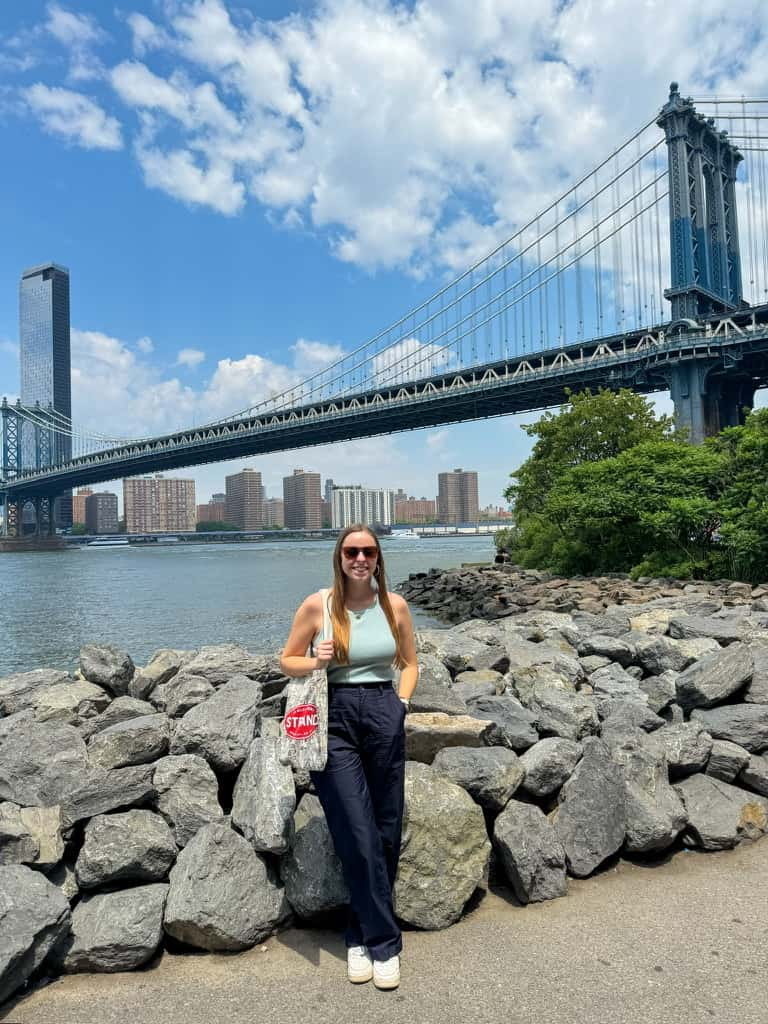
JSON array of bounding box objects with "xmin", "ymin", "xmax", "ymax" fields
[{"xmin": 4, "ymin": 84, "xmax": 768, "ymax": 538}]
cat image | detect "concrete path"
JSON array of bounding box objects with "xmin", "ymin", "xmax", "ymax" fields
[{"xmin": 4, "ymin": 839, "xmax": 768, "ymax": 1024}]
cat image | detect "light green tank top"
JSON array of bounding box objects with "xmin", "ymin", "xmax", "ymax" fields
[{"xmin": 325, "ymin": 597, "xmax": 397, "ymax": 685}]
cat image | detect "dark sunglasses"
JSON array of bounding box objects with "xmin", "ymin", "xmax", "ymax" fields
[{"xmin": 342, "ymin": 545, "xmax": 378, "ymax": 559}]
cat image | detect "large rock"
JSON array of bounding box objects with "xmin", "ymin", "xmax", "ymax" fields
[
  {"xmin": 170, "ymin": 674, "xmax": 260, "ymax": 772},
  {"xmin": 164, "ymin": 820, "xmax": 289, "ymax": 950},
  {"xmin": 632, "ymin": 635, "xmax": 718, "ymax": 676},
  {"xmin": 649, "ymin": 721, "xmax": 711, "ymax": 778},
  {"xmin": 60, "ymin": 765, "xmax": 156, "ymax": 829},
  {"xmin": 589, "ymin": 664, "xmax": 648, "ymax": 708},
  {"xmin": 551, "ymin": 738, "xmax": 626, "ymax": 877},
  {"xmin": 0, "ymin": 669, "xmax": 71, "ymax": 716},
  {"xmin": 152, "ymin": 755, "xmax": 223, "ymax": 848},
  {"xmin": 279, "ymin": 794, "xmax": 348, "ymax": 918},
  {"xmin": 577, "ymin": 634, "xmax": 635, "ymax": 667},
  {"xmin": 416, "ymin": 630, "xmax": 488, "ymax": 676},
  {"xmin": 30, "ymin": 680, "xmax": 111, "ymax": 727},
  {"xmin": 177, "ymin": 645, "xmax": 265, "ymax": 687},
  {"xmin": 639, "ymin": 671, "xmax": 678, "ymax": 713},
  {"xmin": 0, "ymin": 803, "xmax": 64, "ymax": 869},
  {"xmin": 79, "ymin": 645, "xmax": 135, "ymax": 696},
  {"xmin": 150, "ymin": 674, "xmax": 215, "ymax": 718},
  {"xmin": 232, "ymin": 732, "xmax": 296, "ymax": 854},
  {"xmin": 465, "ymin": 694, "xmax": 538, "ymax": 752},
  {"xmin": 431, "ymin": 746, "xmax": 525, "ymax": 811},
  {"xmin": 668, "ymin": 615, "xmax": 746, "ymax": 646},
  {"xmin": 611, "ymin": 741, "xmax": 687, "ymax": 853},
  {"xmin": 87, "ymin": 714, "xmax": 170, "ymax": 770},
  {"xmin": 404, "ymin": 713, "xmax": 491, "ymax": 764},
  {"xmin": 129, "ymin": 649, "xmax": 187, "ymax": 701},
  {"xmin": 57, "ymin": 884, "xmax": 167, "ymax": 973},
  {"xmin": 519, "ymin": 738, "xmax": 582, "ymax": 798},
  {"xmin": 599, "ymin": 701, "xmax": 665, "ymax": 749},
  {"xmin": 409, "ymin": 657, "xmax": 468, "ymax": 715},
  {"xmin": 75, "ymin": 810, "xmax": 177, "ymax": 888},
  {"xmin": 690, "ymin": 704, "xmax": 768, "ymax": 753},
  {"xmin": 527, "ymin": 684, "xmax": 600, "ymax": 742},
  {"xmin": 706, "ymin": 740, "xmax": 751, "ymax": 783},
  {"xmin": 395, "ymin": 762, "xmax": 490, "ymax": 929},
  {"xmin": 0, "ymin": 713, "xmax": 88, "ymax": 806},
  {"xmin": 738, "ymin": 752, "xmax": 768, "ymax": 797},
  {"xmin": 0, "ymin": 864, "xmax": 70, "ymax": 1003},
  {"xmin": 453, "ymin": 670, "xmax": 504, "ymax": 703},
  {"xmin": 744, "ymin": 642, "xmax": 768, "ymax": 704},
  {"xmin": 78, "ymin": 696, "xmax": 157, "ymax": 741},
  {"xmin": 675, "ymin": 774, "xmax": 768, "ymax": 850},
  {"xmin": 493, "ymin": 800, "xmax": 567, "ymax": 904},
  {"xmin": 675, "ymin": 643, "xmax": 754, "ymax": 711}
]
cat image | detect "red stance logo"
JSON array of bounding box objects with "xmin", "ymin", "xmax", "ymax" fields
[{"xmin": 284, "ymin": 703, "xmax": 318, "ymax": 739}]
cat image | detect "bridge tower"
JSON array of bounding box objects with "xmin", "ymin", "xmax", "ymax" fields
[
  {"xmin": 0, "ymin": 398, "xmax": 59, "ymax": 540},
  {"xmin": 658, "ymin": 82, "xmax": 754, "ymax": 441}
]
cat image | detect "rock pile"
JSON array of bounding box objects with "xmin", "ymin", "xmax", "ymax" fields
[{"xmin": 2, "ymin": 584, "xmax": 768, "ymax": 1005}]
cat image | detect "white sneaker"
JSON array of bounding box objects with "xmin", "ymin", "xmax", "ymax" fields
[
  {"xmin": 373, "ymin": 954, "xmax": 400, "ymax": 990},
  {"xmin": 347, "ymin": 945, "xmax": 373, "ymax": 983}
]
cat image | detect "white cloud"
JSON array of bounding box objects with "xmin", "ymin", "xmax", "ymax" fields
[
  {"xmin": 136, "ymin": 336, "xmax": 154, "ymax": 353},
  {"xmin": 291, "ymin": 338, "xmax": 345, "ymax": 374},
  {"xmin": 45, "ymin": 3, "xmax": 107, "ymax": 81},
  {"xmin": 23, "ymin": 84, "xmax": 122, "ymax": 150},
  {"xmin": 176, "ymin": 347, "xmax": 206, "ymax": 368}
]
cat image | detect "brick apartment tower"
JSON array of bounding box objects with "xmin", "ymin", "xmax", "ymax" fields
[
  {"xmin": 437, "ymin": 468, "xmax": 479, "ymax": 524},
  {"xmin": 283, "ymin": 468, "xmax": 322, "ymax": 529},
  {"xmin": 225, "ymin": 469, "xmax": 265, "ymax": 529}
]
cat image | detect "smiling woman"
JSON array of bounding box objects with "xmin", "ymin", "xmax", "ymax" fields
[{"xmin": 280, "ymin": 523, "xmax": 418, "ymax": 990}]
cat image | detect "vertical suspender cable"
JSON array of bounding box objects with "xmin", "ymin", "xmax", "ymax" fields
[
  {"xmin": 654, "ymin": 155, "xmax": 664, "ymax": 325},
  {"xmin": 594, "ymin": 170, "xmax": 604, "ymax": 337},
  {"xmin": 537, "ymin": 218, "xmax": 544, "ymax": 347},
  {"xmin": 574, "ymin": 186, "xmax": 584, "ymax": 340}
]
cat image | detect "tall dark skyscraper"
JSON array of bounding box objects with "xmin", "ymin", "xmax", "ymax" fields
[{"xmin": 19, "ymin": 262, "xmax": 73, "ymax": 527}]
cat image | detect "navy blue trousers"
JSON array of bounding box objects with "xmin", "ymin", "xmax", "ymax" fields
[{"xmin": 310, "ymin": 683, "xmax": 406, "ymax": 962}]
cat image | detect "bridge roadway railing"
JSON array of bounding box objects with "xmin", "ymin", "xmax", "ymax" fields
[{"xmin": 4, "ymin": 308, "xmax": 768, "ymax": 499}]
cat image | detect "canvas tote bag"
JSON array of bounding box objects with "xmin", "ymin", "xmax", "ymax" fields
[{"xmin": 277, "ymin": 588, "xmax": 331, "ymax": 772}]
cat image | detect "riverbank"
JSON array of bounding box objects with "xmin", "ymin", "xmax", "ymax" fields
[{"xmin": 2, "ymin": 576, "xmax": 768, "ymax": 1010}]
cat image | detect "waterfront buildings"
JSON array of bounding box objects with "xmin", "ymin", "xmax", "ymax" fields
[
  {"xmin": 264, "ymin": 497, "xmax": 285, "ymax": 528},
  {"xmin": 123, "ymin": 475, "xmax": 196, "ymax": 533},
  {"xmin": 437, "ymin": 468, "xmax": 479, "ymax": 524},
  {"xmin": 331, "ymin": 486, "xmax": 395, "ymax": 529},
  {"xmin": 196, "ymin": 499, "xmax": 227, "ymax": 524},
  {"xmin": 394, "ymin": 496, "xmax": 436, "ymax": 523},
  {"xmin": 225, "ymin": 468, "xmax": 265, "ymax": 529},
  {"xmin": 72, "ymin": 487, "xmax": 93, "ymax": 525},
  {"xmin": 283, "ymin": 469, "xmax": 322, "ymax": 529},
  {"xmin": 19, "ymin": 262, "xmax": 72, "ymax": 527},
  {"xmin": 85, "ymin": 492, "xmax": 118, "ymax": 534}
]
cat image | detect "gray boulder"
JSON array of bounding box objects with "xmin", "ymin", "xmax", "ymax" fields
[
  {"xmin": 409, "ymin": 673, "xmax": 469, "ymax": 716},
  {"xmin": 170, "ymin": 673, "xmax": 260, "ymax": 772},
  {"xmin": 279, "ymin": 794, "xmax": 348, "ymax": 918},
  {"xmin": 0, "ymin": 864, "xmax": 70, "ymax": 1003},
  {"xmin": 57, "ymin": 884, "xmax": 167, "ymax": 973},
  {"xmin": 738, "ymin": 752, "xmax": 768, "ymax": 797},
  {"xmin": 675, "ymin": 774, "xmax": 768, "ymax": 850},
  {"xmin": 150, "ymin": 674, "xmax": 215, "ymax": 718},
  {"xmin": 0, "ymin": 669, "xmax": 71, "ymax": 716},
  {"xmin": 493, "ymin": 800, "xmax": 567, "ymax": 903},
  {"xmin": 632, "ymin": 635, "xmax": 718, "ymax": 676},
  {"xmin": 706, "ymin": 740, "xmax": 751, "ymax": 783},
  {"xmin": 177, "ymin": 645, "xmax": 265, "ymax": 687},
  {"xmin": 467, "ymin": 645, "xmax": 510, "ymax": 675},
  {"xmin": 416, "ymin": 630, "xmax": 487, "ymax": 676},
  {"xmin": 744, "ymin": 642, "xmax": 768, "ymax": 704},
  {"xmin": 589, "ymin": 664, "xmax": 648, "ymax": 709},
  {"xmin": 395, "ymin": 762, "xmax": 490, "ymax": 929},
  {"xmin": 404, "ymin": 713, "xmax": 491, "ymax": 764},
  {"xmin": 675, "ymin": 643, "xmax": 754, "ymax": 711},
  {"xmin": 431, "ymin": 746, "xmax": 525, "ymax": 811},
  {"xmin": 60, "ymin": 764, "xmax": 156, "ymax": 830},
  {"xmin": 551, "ymin": 738, "xmax": 626, "ymax": 877},
  {"xmin": 668, "ymin": 615, "xmax": 746, "ymax": 646},
  {"xmin": 417, "ymin": 652, "xmax": 454, "ymax": 690},
  {"xmin": 0, "ymin": 803, "xmax": 63, "ymax": 869},
  {"xmin": 164, "ymin": 821, "xmax": 289, "ymax": 950},
  {"xmin": 652, "ymin": 721, "xmax": 713, "ymax": 777},
  {"xmin": 78, "ymin": 696, "xmax": 156, "ymax": 741},
  {"xmin": 611, "ymin": 741, "xmax": 687, "ymax": 853},
  {"xmin": 577, "ymin": 634, "xmax": 635, "ymax": 667},
  {"xmin": 14, "ymin": 679, "xmax": 111, "ymax": 727},
  {"xmin": 519, "ymin": 738, "xmax": 582, "ymax": 798},
  {"xmin": 232, "ymin": 733, "xmax": 296, "ymax": 854},
  {"xmin": 79, "ymin": 644, "xmax": 135, "ymax": 696},
  {"xmin": 690, "ymin": 704, "xmax": 768, "ymax": 753},
  {"xmin": 87, "ymin": 714, "xmax": 170, "ymax": 770},
  {"xmin": 639, "ymin": 671, "xmax": 678, "ymax": 713},
  {"xmin": 511, "ymin": 664, "xmax": 576, "ymax": 706},
  {"xmin": 129, "ymin": 649, "xmax": 188, "ymax": 700},
  {"xmin": 152, "ymin": 754, "xmax": 223, "ymax": 848},
  {"xmin": 466, "ymin": 694, "xmax": 538, "ymax": 752},
  {"xmin": 0, "ymin": 714, "xmax": 88, "ymax": 807},
  {"xmin": 599, "ymin": 701, "xmax": 665, "ymax": 748},
  {"xmin": 47, "ymin": 862, "xmax": 79, "ymax": 903},
  {"xmin": 453, "ymin": 669, "xmax": 505, "ymax": 702},
  {"xmin": 527, "ymin": 684, "xmax": 599, "ymax": 742},
  {"xmin": 75, "ymin": 810, "xmax": 177, "ymax": 888}
]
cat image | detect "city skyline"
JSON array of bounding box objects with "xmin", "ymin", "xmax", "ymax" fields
[{"xmin": 2, "ymin": 2, "xmax": 767, "ymax": 511}]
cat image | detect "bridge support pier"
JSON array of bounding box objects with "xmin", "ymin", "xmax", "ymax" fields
[{"xmin": 669, "ymin": 363, "xmax": 755, "ymax": 443}]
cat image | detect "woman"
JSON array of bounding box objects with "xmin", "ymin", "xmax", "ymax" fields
[{"xmin": 280, "ymin": 523, "xmax": 418, "ymax": 990}]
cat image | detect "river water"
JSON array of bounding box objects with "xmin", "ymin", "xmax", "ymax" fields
[{"xmin": 0, "ymin": 536, "xmax": 494, "ymax": 676}]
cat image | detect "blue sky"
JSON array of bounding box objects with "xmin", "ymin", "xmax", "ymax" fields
[{"xmin": 1, "ymin": 0, "xmax": 767, "ymax": 508}]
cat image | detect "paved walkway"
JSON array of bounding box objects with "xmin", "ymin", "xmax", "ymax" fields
[{"xmin": 4, "ymin": 839, "xmax": 768, "ymax": 1024}]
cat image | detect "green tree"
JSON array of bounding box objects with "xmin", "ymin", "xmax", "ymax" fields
[
  {"xmin": 195, "ymin": 521, "xmax": 240, "ymax": 532},
  {"xmin": 70, "ymin": 522, "xmax": 88, "ymax": 535}
]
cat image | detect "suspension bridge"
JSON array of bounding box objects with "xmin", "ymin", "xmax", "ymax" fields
[{"xmin": 3, "ymin": 83, "xmax": 768, "ymax": 541}]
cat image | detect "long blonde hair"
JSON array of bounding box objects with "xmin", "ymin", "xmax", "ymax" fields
[{"xmin": 328, "ymin": 524, "xmax": 404, "ymax": 668}]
